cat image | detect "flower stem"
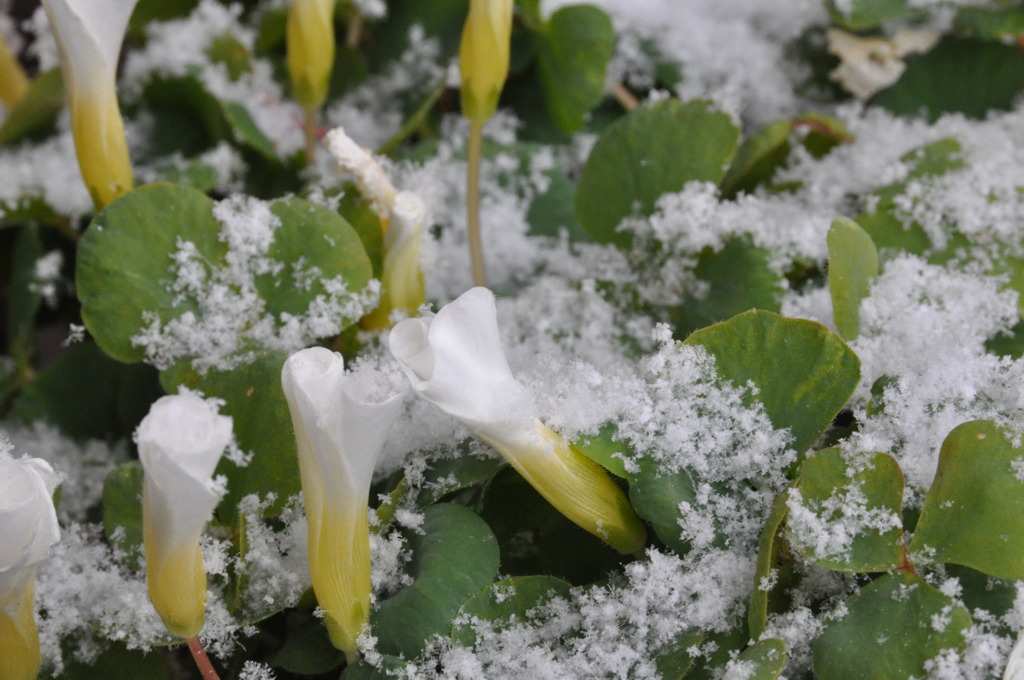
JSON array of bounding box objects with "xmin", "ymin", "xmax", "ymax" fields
[
  {"xmin": 610, "ymin": 82, "xmax": 639, "ymax": 112},
  {"xmin": 304, "ymin": 107, "xmax": 318, "ymax": 168},
  {"xmin": 466, "ymin": 119, "xmax": 487, "ymax": 287},
  {"xmin": 186, "ymin": 636, "xmax": 221, "ymax": 680}
]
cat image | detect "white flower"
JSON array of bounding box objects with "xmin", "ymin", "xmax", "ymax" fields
[
  {"xmin": 136, "ymin": 391, "xmax": 232, "ymax": 639},
  {"xmin": 0, "ymin": 438, "xmax": 60, "ymax": 680},
  {"xmin": 389, "ymin": 287, "xmax": 646, "ymax": 554},
  {"xmin": 281, "ymin": 347, "xmax": 404, "ymax": 661},
  {"xmin": 41, "ymin": 0, "xmax": 137, "ymax": 206}
]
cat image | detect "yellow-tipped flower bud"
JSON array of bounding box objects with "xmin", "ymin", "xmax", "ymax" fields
[
  {"xmin": 287, "ymin": 0, "xmax": 337, "ymax": 111},
  {"xmin": 41, "ymin": 0, "xmax": 136, "ymax": 208},
  {"xmin": 459, "ymin": 0, "xmax": 513, "ymax": 123},
  {"xmin": 390, "ymin": 287, "xmax": 647, "ymax": 555},
  {"xmin": 0, "ymin": 443, "xmax": 60, "ymax": 680},
  {"xmin": 282, "ymin": 348, "xmax": 404, "ymax": 661},
  {"xmin": 137, "ymin": 392, "xmax": 232, "ymax": 639},
  {"xmin": 0, "ymin": 33, "xmax": 29, "ymax": 108},
  {"xmin": 362, "ymin": 191, "xmax": 427, "ymax": 331}
]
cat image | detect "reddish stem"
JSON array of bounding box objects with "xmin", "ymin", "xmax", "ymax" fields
[{"xmin": 186, "ymin": 636, "xmax": 222, "ymax": 680}]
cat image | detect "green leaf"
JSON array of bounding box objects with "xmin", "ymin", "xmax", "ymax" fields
[
  {"xmin": 671, "ymin": 236, "xmax": 784, "ymax": 338},
  {"xmin": 60, "ymin": 642, "xmax": 168, "ymax": 680},
  {"xmin": 451, "ymin": 575, "xmax": 572, "ymax": 647},
  {"xmin": 628, "ymin": 456, "xmax": 696, "ymax": 556},
  {"xmin": 8, "ymin": 343, "xmax": 162, "ymax": 442},
  {"xmin": 828, "ymin": 218, "xmax": 879, "ymax": 341},
  {"xmin": 206, "ymin": 32, "xmax": 252, "ymax": 82},
  {"xmin": 6, "ymin": 225, "xmax": 43, "ymax": 359},
  {"xmin": 954, "ymin": 6, "xmax": 1024, "ymax": 40},
  {"xmin": 102, "ymin": 462, "xmax": 144, "ymax": 567},
  {"xmin": 825, "ymin": 0, "xmax": 917, "ymax": 30},
  {"xmin": 414, "ymin": 454, "xmax": 504, "ymax": 507},
  {"xmin": 222, "ymin": 101, "xmax": 278, "ymax": 162},
  {"xmin": 0, "ymin": 69, "xmax": 64, "ymax": 147},
  {"xmin": 732, "ymin": 638, "xmax": 787, "ymax": 680},
  {"xmin": 720, "ymin": 120, "xmax": 793, "ymax": 198},
  {"xmin": 575, "ymin": 99, "xmax": 740, "ymax": 249},
  {"xmin": 813, "ymin": 572, "xmax": 971, "ymax": 680},
  {"xmin": 788, "ymin": 448, "xmax": 904, "ymax": 572},
  {"xmin": 573, "ymin": 424, "xmax": 631, "ymax": 479},
  {"xmin": 535, "ymin": 5, "xmax": 615, "ymax": 132},
  {"xmin": 160, "ymin": 352, "xmax": 300, "ymax": 526},
  {"xmin": 749, "ymin": 492, "xmax": 792, "ymax": 640},
  {"xmin": 873, "ymin": 39, "xmax": 1024, "ymax": 122},
  {"xmin": 477, "ymin": 466, "xmax": 626, "ymax": 583},
  {"xmin": 372, "ymin": 504, "xmax": 500, "ymax": 658},
  {"xmin": 653, "ymin": 628, "xmax": 704, "ymax": 680},
  {"xmin": 683, "ymin": 310, "xmax": 861, "ymax": 457},
  {"xmin": 76, "ymin": 183, "xmax": 371, "ymax": 365},
  {"xmin": 269, "ymin": 608, "xmax": 345, "ymax": 675},
  {"xmin": 910, "ymin": 420, "xmax": 1024, "ymax": 580}
]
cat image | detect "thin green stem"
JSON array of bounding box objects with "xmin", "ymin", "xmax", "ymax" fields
[
  {"xmin": 186, "ymin": 636, "xmax": 221, "ymax": 680},
  {"xmin": 466, "ymin": 119, "xmax": 487, "ymax": 288},
  {"xmin": 304, "ymin": 107, "xmax": 318, "ymax": 169},
  {"xmin": 375, "ymin": 79, "xmax": 446, "ymax": 156}
]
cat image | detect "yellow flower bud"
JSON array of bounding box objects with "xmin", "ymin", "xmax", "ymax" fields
[
  {"xmin": 41, "ymin": 0, "xmax": 136, "ymax": 208},
  {"xmin": 0, "ymin": 33, "xmax": 29, "ymax": 108},
  {"xmin": 282, "ymin": 348, "xmax": 404, "ymax": 661},
  {"xmin": 137, "ymin": 393, "xmax": 232, "ymax": 639},
  {"xmin": 459, "ymin": 0, "xmax": 513, "ymax": 123},
  {"xmin": 0, "ymin": 583, "xmax": 40, "ymax": 680},
  {"xmin": 362, "ymin": 192, "xmax": 427, "ymax": 331},
  {"xmin": 287, "ymin": 0, "xmax": 337, "ymax": 111}
]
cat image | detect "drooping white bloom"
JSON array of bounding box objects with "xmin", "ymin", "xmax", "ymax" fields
[
  {"xmin": 41, "ymin": 0, "xmax": 137, "ymax": 207},
  {"xmin": 0, "ymin": 438, "xmax": 60, "ymax": 680},
  {"xmin": 324, "ymin": 127, "xmax": 397, "ymax": 222},
  {"xmin": 281, "ymin": 347, "xmax": 404, "ymax": 661},
  {"xmin": 389, "ymin": 287, "xmax": 646, "ymax": 554},
  {"xmin": 136, "ymin": 391, "xmax": 232, "ymax": 639}
]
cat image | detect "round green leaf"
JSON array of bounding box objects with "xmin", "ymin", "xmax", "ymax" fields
[
  {"xmin": 788, "ymin": 448, "xmax": 904, "ymax": 573},
  {"xmin": 536, "ymin": 5, "xmax": 615, "ymax": 133},
  {"xmin": 160, "ymin": 351, "xmax": 300, "ymax": 526},
  {"xmin": 372, "ymin": 504, "xmax": 500, "ymax": 658},
  {"xmin": 77, "ymin": 183, "xmax": 372, "ymax": 366},
  {"xmin": 828, "ymin": 218, "xmax": 878, "ymax": 341},
  {"xmin": 670, "ymin": 236, "xmax": 783, "ymax": 338},
  {"xmin": 683, "ymin": 311, "xmax": 861, "ymax": 456},
  {"xmin": 910, "ymin": 420, "xmax": 1024, "ymax": 580},
  {"xmin": 731, "ymin": 638, "xmax": 787, "ymax": 680},
  {"xmin": 628, "ymin": 457, "xmax": 697, "ymax": 556},
  {"xmin": 813, "ymin": 572, "xmax": 971, "ymax": 680},
  {"xmin": 269, "ymin": 609, "xmax": 345, "ymax": 675},
  {"xmin": 451, "ymin": 575, "xmax": 572, "ymax": 647},
  {"xmin": 873, "ymin": 39, "xmax": 1024, "ymax": 122},
  {"xmin": 575, "ymin": 99, "xmax": 740, "ymax": 249},
  {"xmin": 573, "ymin": 424, "xmax": 631, "ymax": 479},
  {"xmin": 720, "ymin": 119, "xmax": 793, "ymax": 198}
]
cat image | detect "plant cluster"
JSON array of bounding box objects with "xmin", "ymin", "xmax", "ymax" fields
[{"xmin": 3, "ymin": 0, "xmax": 1024, "ymax": 679}]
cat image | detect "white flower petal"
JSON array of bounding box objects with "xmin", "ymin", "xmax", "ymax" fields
[
  {"xmin": 390, "ymin": 286, "xmax": 535, "ymax": 435},
  {"xmin": 0, "ymin": 449, "xmax": 60, "ymax": 603},
  {"xmin": 42, "ymin": 0, "xmax": 139, "ymax": 95}
]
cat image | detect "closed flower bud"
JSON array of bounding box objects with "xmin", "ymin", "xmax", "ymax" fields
[
  {"xmin": 0, "ymin": 441, "xmax": 60, "ymax": 680},
  {"xmin": 136, "ymin": 392, "xmax": 232, "ymax": 639},
  {"xmin": 389, "ymin": 287, "xmax": 647, "ymax": 555},
  {"xmin": 41, "ymin": 0, "xmax": 136, "ymax": 208},
  {"xmin": 0, "ymin": 33, "xmax": 29, "ymax": 108},
  {"xmin": 459, "ymin": 0, "xmax": 513, "ymax": 123},
  {"xmin": 287, "ymin": 0, "xmax": 337, "ymax": 111},
  {"xmin": 281, "ymin": 348, "xmax": 404, "ymax": 662},
  {"xmin": 362, "ymin": 191, "xmax": 427, "ymax": 331}
]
